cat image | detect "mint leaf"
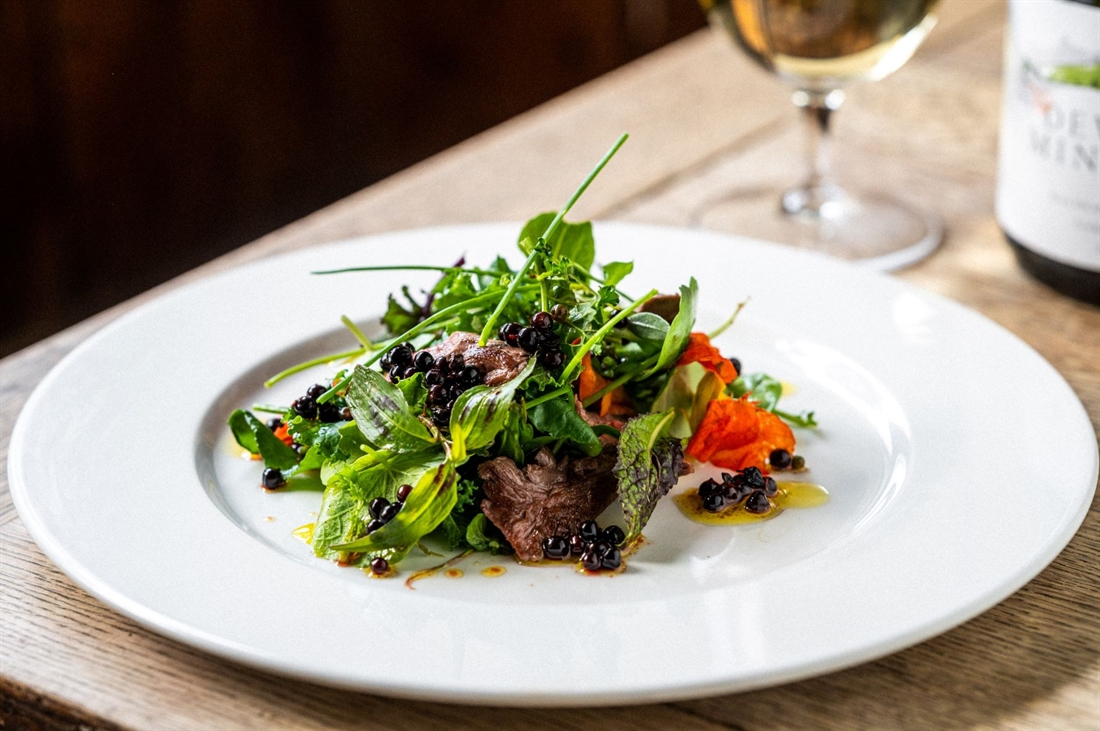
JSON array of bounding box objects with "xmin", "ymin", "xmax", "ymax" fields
[
  {"xmin": 348, "ymin": 365, "xmax": 437, "ymax": 451},
  {"xmin": 614, "ymin": 410, "xmax": 682, "ymax": 541},
  {"xmin": 449, "ymin": 359, "xmax": 536, "ymax": 461}
]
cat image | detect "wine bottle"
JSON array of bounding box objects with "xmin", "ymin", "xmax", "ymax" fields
[{"xmin": 996, "ymin": 0, "xmax": 1100, "ymax": 305}]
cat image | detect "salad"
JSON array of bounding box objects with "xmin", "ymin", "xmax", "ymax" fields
[{"xmin": 228, "ymin": 134, "xmax": 818, "ymax": 578}]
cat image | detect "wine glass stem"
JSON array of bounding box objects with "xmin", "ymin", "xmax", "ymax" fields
[{"xmin": 783, "ymin": 89, "xmax": 846, "ymax": 218}]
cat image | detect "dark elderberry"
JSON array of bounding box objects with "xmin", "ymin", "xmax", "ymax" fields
[
  {"xmin": 550, "ymin": 304, "xmax": 569, "ymax": 322},
  {"xmin": 769, "ymin": 448, "xmax": 792, "ymax": 470},
  {"xmin": 540, "ymin": 349, "xmax": 565, "ymax": 369},
  {"xmin": 580, "ymin": 550, "xmax": 602, "ymax": 572},
  {"xmin": 389, "ymin": 344, "xmax": 413, "ymax": 366},
  {"xmin": 579, "ymin": 520, "xmax": 600, "ymax": 542},
  {"xmin": 430, "ymin": 407, "xmax": 451, "ymax": 427},
  {"xmin": 379, "ymin": 351, "xmax": 393, "ymax": 371},
  {"xmin": 305, "ymin": 383, "xmax": 327, "ymax": 399},
  {"xmin": 740, "ymin": 466, "xmax": 766, "ymax": 490},
  {"xmin": 601, "ymin": 547, "xmax": 622, "ymax": 570},
  {"xmin": 764, "ymin": 477, "xmax": 778, "ymax": 497},
  {"xmin": 517, "ymin": 327, "xmax": 541, "ymax": 353},
  {"xmin": 729, "ymin": 357, "xmax": 742, "ymax": 377},
  {"xmin": 266, "ymin": 417, "xmax": 283, "ymax": 431},
  {"xmin": 591, "ymin": 540, "xmax": 611, "ymax": 558},
  {"xmin": 531, "ymin": 311, "xmax": 553, "ymax": 331},
  {"xmin": 602, "ymin": 525, "xmax": 626, "ymax": 547},
  {"xmin": 460, "ymin": 365, "xmax": 481, "ymax": 386},
  {"xmin": 569, "ymin": 534, "xmax": 586, "ymax": 555},
  {"xmin": 318, "ymin": 402, "xmax": 342, "ymax": 423},
  {"xmin": 369, "ymin": 497, "xmax": 390, "ymax": 519},
  {"xmin": 698, "ymin": 479, "xmax": 721, "ymax": 500},
  {"xmin": 425, "ymin": 369, "xmax": 444, "ymax": 386},
  {"xmin": 542, "ymin": 535, "xmax": 570, "ymax": 560},
  {"xmin": 369, "ymin": 557, "xmax": 389, "ymax": 575},
  {"xmin": 428, "ymin": 384, "xmax": 448, "ymax": 404},
  {"xmin": 291, "ymin": 397, "xmax": 317, "ymax": 419},
  {"xmin": 499, "ymin": 322, "xmax": 522, "ymax": 345},
  {"xmin": 702, "ymin": 491, "xmax": 726, "ymax": 512},
  {"xmin": 388, "ymin": 364, "xmax": 405, "ymax": 382},
  {"xmin": 413, "ymin": 351, "xmax": 435, "ymax": 372},
  {"xmin": 378, "ymin": 503, "xmax": 400, "ymax": 524},
  {"xmin": 396, "ymin": 484, "xmax": 413, "ymax": 502},
  {"xmin": 366, "ymin": 519, "xmax": 385, "ymax": 534},
  {"xmin": 745, "ymin": 490, "xmax": 771, "ymax": 514},
  {"xmin": 400, "ymin": 365, "xmax": 417, "ymax": 380},
  {"xmin": 261, "ymin": 468, "xmax": 285, "ymax": 490},
  {"xmin": 450, "ymin": 354, "xmax": 465, "ymax": 371},
  {"xmin": 722, "ymin": 481, "xmax": 747, "ymax": 504}
]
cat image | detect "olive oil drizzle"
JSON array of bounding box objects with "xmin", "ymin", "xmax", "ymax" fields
[
  {"xmin": 674, "ymin": 481, "xmax": 828, "ymax": 526},
  {"xmin": 404, "ymin": 550, "xmax": 474, "ymax": 590}
]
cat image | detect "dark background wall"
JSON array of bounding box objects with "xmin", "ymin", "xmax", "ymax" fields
[{"xmin": 0, "ymin": 1, "xmax": 706, "ymax": 358}]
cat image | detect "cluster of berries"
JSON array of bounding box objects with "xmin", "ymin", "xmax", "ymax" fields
[
  {"xmin": 364, "ymin": 484, "xmax": 415, "ymax": 576},
  {"xmin": 541, "ymin": 520, "xmax": 626, "ymax": 572},
  {"xmin": 382, "ymin": 344, "xmax": 486, "ymax": 428},
  {"xmin": 291, "ymin": 383, "xmax": 350, "ymax": 424},
  {"xmin": 498, "ymin": 309, "xmax": 567, "ymax": 369},
  {"xmin": 698, "ymin": 466, "xmax": 777, "ymax": 514}
]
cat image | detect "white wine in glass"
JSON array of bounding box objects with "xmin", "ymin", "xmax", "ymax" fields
[{"xmin": 701, "ymin": 0, "xmax": 943, "ymax": 270}]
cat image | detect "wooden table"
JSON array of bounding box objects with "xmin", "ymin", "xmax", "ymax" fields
[{"xmin": 3, "ymin": 2, "xmax": 1098, "ymax": 728}]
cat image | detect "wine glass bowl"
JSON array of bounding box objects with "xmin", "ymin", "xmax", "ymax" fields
[{"xmin": 699, "ymin": 0, "xmax": 944, "ymax": 270}]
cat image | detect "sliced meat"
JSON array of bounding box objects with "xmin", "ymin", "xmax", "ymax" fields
[
  {"xmin": 478, "ymin": 444, "xmax": 619, "ymax": 561},
  {"xmin": 574, "ymin": 395, "xmax": 627, "ymax": 431},
  {"xmin": 638, "ymin": 293, "xmax": 681, "ymax": 324},
  {"xmin": 427, "ymin": 331, "xmax": 530, "ymax": 386}
]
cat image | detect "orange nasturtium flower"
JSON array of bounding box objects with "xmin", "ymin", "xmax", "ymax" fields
[
  {"xmin": 678, "ymin": 332, "xmax": 738, "ymax": 385},
  {"xmin": 686, "ymin": 396, "xmax": 795, "ymax": 472}
]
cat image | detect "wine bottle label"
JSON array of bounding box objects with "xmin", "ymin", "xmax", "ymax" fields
[{"xmin": 996, "ymin": 0, "xmax": 1100, "ymax": 272}]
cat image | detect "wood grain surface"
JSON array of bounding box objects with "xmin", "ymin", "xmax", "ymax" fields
[{"xmin": 2, "ymin": 2, "xmax": 1098, "ymax": 729}]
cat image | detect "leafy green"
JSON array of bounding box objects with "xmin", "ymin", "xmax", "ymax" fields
[
  {"xmin": 382, "ymin": 287, "xmax": 424, "ymax": 335},
  {"xmin": 626, "ymin": 312, "xmax": 670, "ymax": 343},
  {"xmin": 729, "ymin": 372, "xmax": 782, "ymax": 411},
  {"xmin": 449, "ymin": 360, "xmax": 536, "ymax": 461},
  {"xmin": 334, "ymin": 460, "xmax": 459, "ymax": 553},
  {"xmin": 311, "ymin": 477, "xmax": 364, "ymax": 559},
  {"xmin": 601, "ymin": 261, "xmax": 633, "ymax": 286},
  {"xmin": 347, "ymin": 365, "xmax": 437, "ymax": 451},
  {"xmin": 728, "ymin": 372, "xmax": 818, "ymax": 428},
  {"xmin": 227, "ymin": 409, "xmax": 299, "ymax": 470},
  {"xmin": 396, "ymin": 372, "xmax": 428, "ymax": 413},
  {"xmin": 528, "ymin": 394, "xmax": 602, "ymax": 457},
  {"xmin": 465, "ymin": 514, "xmax": 511, "ymax": 554},
  {"xmin": 647, "ymin": 278, "xmax": 697, "ymax": 375},
  {"xmin": 614, "ymin": 410, "xmax": 681, "ymax": 541},
  {"xmin": 518, "ymin": 213, "xmax": 595, "ymax": 272}
]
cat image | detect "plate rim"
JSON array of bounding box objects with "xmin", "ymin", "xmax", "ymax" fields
[{"xmin": 8, "ymin": 221, "xmax": 1098, "ymax": 705}]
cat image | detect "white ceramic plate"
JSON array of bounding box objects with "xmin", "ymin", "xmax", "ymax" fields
[{"xmin": 9, "ymin": 223, "xmax": 1097, "ymax": 705}]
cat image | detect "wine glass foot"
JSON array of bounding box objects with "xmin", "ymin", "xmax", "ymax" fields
[{"xmin": 696, "ymin": 190, "xmax": 943, "ymax": 272}]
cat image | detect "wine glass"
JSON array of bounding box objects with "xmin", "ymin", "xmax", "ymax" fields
[{"xmin": 698, "ymin": 0, "xmax": 943, "ymax": 270}]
